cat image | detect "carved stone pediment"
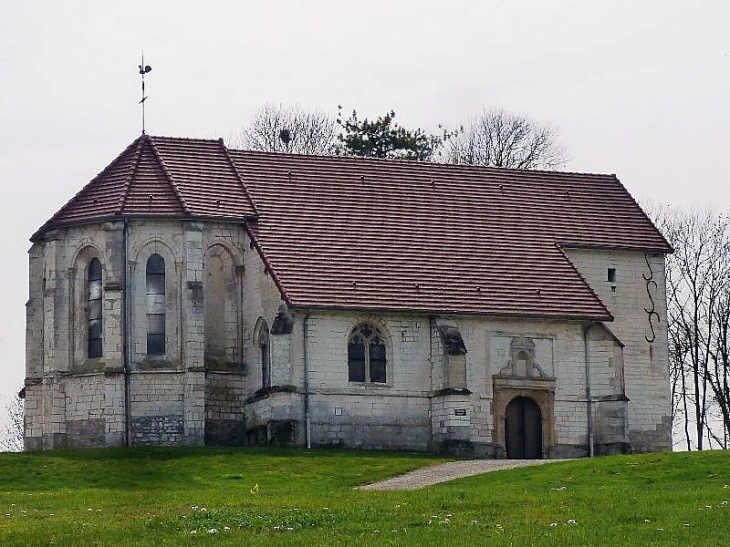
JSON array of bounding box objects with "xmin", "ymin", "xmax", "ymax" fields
[{"xmin": 497, "ymin": 337, "xmax": 548, "ymax": 379}]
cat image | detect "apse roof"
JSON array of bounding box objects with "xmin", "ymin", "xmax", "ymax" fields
[{"xmin": 32, "ymin": 135, "xmax": 258, "ymax": 238}]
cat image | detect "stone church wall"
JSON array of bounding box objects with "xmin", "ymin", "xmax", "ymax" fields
[
  {"xmin": 25, "ymin": 219, "xmax": 290, "ymax": 449},
  {"xmin": 24, "ymin": 217, "xmax": 670, "ymax": 455},
  {"xmin": 296, "ymin": 311, "xmax": 629, "ymax": 456},
  {"xmin": 302, "ymin": 312, "xmax": 433, "ymax": 451},
  {"xmin": 428, "ymin": 317, "xmax": 627, "ymax": 457},
  {"xmin": 64, "ymin": 372, "xmax": 125, "ymax": 447},
  {"xmin": 565, "ymin": 248, "xmax": 672, "ymax": 453},
  {"xmin": 205, "ymin": 372, "xmax": 247, "ymax": 445},
  {"xmin": 25, "ymin": 223, "xmax": 125, "ymax": 449}
]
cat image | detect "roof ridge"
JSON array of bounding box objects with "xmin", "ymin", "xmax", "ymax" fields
[
  {"xmin": 228, "ymin": 148, "xmax": 615, "ymax": 178},
  {"xmin": 148, "ymin": 136, "xmax": 191, "ymax": 215},
  {"xmin": 147, "ymin": 135, "xmax": 220, "ymax": 144},
  {"xmin": 217, "ymin": 138, "xmax": 259, "ymax": 218},
  {"xmin": 114, "ymin": 135, "xmax": 146, "ymax": 214}
]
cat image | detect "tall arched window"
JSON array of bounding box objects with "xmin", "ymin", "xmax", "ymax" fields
[
  {"xmin": 87, "ymin": 258, "xmax": 103, "ymax": 358},
  {"xmin": 146, "ymin": 254, "xmax": 166, "ymax": 355},
  {"xmin": 258, "ymin": 322, "xmax": 270, "ymax": 388},
  {"xmin": 348, "ymin": 323, "xmax": 387, "ymax": 383}
]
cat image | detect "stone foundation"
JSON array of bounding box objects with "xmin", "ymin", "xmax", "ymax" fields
[{"xmin": 630, "ymin": 415, "xmax": 673, "ymax": 453}]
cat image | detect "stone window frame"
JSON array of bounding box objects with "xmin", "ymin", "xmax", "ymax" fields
[
  {"xmin": 347, "ymin": 322, "xmax": 389, "ymax": 385},
  {"xmin": 70, "ymin": 243, "xmax": 105, "ymax": 368},
  {"xmin": 131, "ymin": 237, "xmax": 180, "ymax": 368}
]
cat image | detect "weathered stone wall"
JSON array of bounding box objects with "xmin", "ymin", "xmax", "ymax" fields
[
  {"xmin": 299, "ymin": 312, "xmax": 432, "ymax": 451},
  {"xmin": 24, "ymin": 240, "xmax": 45, "ymax": 450},
  {"xmin": 431, "ymin": 392, "xmax": 473, "ymax": 453},
  {"xmin": 128, "ymin": 372, "xmax": 185, "ymax": 445},
  {"xmin": 25, "ymin": 219, "xmax": 287, "ymax": 449},
  {"xmin": 64, "ymin": 373, "xmax": 125, "ymax": 447},
  {"xmin": 244, "ymin": 390, "xmax": 303, "ymax": 446},
  {"xmin": 205, "ymin": 372, "xmax": 246, "ymax": 445},
  {"xmin": 441, "ymin": 317, "xmax": 625, "ymax": 457},
  {"xmin": 203, "ymin": 244, "xmax": 240, "ymax": 368},
  {"xmin": 24, "ymin": 217, "xmax": 670, "ymax": 456},
  {"xmin": 127, "ymin": 220, "xmax": 184, "ymax": 370},
  {"xmin": 239, "ymin": 232, "xmax": 286, "ymax": 391},
  {"xmin": 565, "ymin": 249, "xmax": 672, "ymax": 452},
  {"xmin": 294, "ymin": 307, "xmax": 635, "ymax": 456}
]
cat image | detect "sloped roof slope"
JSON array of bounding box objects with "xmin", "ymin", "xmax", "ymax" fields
[
  {"xmin": 32, "ymin": 135, "xmax": 257, "ymax": 239},
  {"xmin": 229, "ymin": 150, "xmax": 669, "ymax": 319},
  {"xmin": 34, "ymin": 135, "xmax": 671, "ymax": 319}
]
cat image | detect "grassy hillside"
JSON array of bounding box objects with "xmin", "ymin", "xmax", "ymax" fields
[{"xmin": 0, "ymin": 447, "xmax": 728, "ymax": 546}]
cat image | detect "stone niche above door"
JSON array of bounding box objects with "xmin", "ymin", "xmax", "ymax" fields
[
  {"xmin": 490, "ymin": 335, "xmax": 554, "ymax": 379},
  {"xmin": 490, "ymin": 335, "xmax": 556, "ymax": 458}
]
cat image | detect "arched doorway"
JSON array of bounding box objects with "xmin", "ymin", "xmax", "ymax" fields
[{"xmin": 505, "ymin": 396, "xmax": 543, "ymax": 459}]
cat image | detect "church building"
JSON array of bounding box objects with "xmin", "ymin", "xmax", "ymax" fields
[{"xmin": 24, "ymin": 134, "xmax": 673, "ymax": 457}]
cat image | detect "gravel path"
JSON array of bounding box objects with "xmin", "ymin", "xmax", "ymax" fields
[{"xmin": 358, "ymin": 459, "xmax": 558, "ymax": 491}]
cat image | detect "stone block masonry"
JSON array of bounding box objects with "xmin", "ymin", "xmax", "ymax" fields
[
  {"xmin": 129, "ymin": 372, "xmax": 185, "ymax": 446},
  {"xmin": 24, "ymin": 218, "xmax": 672, "ymax": 456},
  {"xmin": 205, "ymin": 372, "xmax": 246, "ymax": 445}
]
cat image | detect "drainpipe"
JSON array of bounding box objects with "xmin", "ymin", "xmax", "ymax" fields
[
  {"xmin": 122, "ymin": 218, "xmax": 131, "ymax": 448},
  {"xmin": 303, "ymin": 310, "xmax": 312, "ymax": 449},
  {"xmin": 428, "ymin": 317, "xmax": 435, "ymax": 449},
  {"xmin": 583, "ymin": 322, "xmax": 596, "ymax": 458}
]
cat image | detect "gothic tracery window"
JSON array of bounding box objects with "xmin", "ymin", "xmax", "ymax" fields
[
  {"xmin": 87, "ymin": 258, "xmax": 103, "ymax": 358},
  {"xmin": 146, "ymin": 254, "xmax": 166, "ymax": 355},
  {"xmin": 348, "ymin": 323, "xmax": 387, "ymax": 383}
]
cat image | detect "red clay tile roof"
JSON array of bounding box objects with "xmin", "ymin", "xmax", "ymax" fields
[
  {"xmin": 230, "ymin": 150, "xmax": 670, "ymax": 320},
  {"xmin": 35, "ymin": 135, "xmax": 672, "ymax": 320},
  {"xmin": 32, "ymin": 135, "xmax": 257, "ymax": 239}
]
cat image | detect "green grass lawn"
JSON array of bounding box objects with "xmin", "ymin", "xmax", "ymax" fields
[{"xmin": 0, "ymin": 447, "xmax": 728, "ymax": 546}]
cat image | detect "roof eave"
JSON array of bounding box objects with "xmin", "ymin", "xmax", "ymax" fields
[
  {"xmin": 30, "ymin": 212, "xmax": 258, "ymax": 242},
  {"xmin": 558, "ymin": 242, "xmax": 673, "ymax": 254},
  {"xmin": 286, "ymin": 302, "xmax": 613, "ymax": 322}
]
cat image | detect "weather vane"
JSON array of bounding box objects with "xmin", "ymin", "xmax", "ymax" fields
[{"xmin": 138, "ymin": 55, "xmax": 152, "ymax": 134}]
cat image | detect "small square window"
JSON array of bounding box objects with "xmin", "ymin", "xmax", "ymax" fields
[{"xmin": 607, "ymin": 268, "xmax": 616, "ymax": 283}]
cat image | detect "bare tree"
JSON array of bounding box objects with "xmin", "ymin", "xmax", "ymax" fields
[
  {"xmin": 445, "ymin": 108, "xmax": 567, "ymax": 169},
  {"xmin": 236, "ymin": 103, "xmax": 338, "ymax": 155},
  {"xmin": 0, "ymin": 389, "xmax": 24, "ymax": 452},
  {"xmin": 708, "ymin": 229, "xmax": 730, "ymax": 448},
  {"xmin": 650, "ymin": 205, "xmax": 730, "ymax": 450}
]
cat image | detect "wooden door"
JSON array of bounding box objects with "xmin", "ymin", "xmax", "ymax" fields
[{"xmin": 505, "ymin": 397, "xmax": 543, "ymax": 459}]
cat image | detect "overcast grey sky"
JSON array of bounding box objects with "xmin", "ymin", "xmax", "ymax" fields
[{"xmin": 0, "ymin": 0, "xmax": 728, "ymax": 405}]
